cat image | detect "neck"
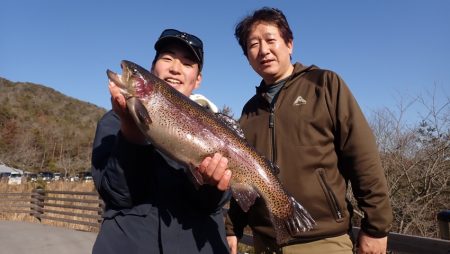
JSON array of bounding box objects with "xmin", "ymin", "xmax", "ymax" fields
[{"xmin": 263, "ymin": 64, "xmax": 294, "ymax": 85}]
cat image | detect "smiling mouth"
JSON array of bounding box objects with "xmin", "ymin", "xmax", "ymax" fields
[{"xmin": 165, "ymin": 78, "xmax": 182, "ymax": 86}]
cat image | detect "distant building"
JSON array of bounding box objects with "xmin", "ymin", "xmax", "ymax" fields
[
  {"xmin": 0, "ymin": 164, "xmax": 24, "ymax": 184},
  {"xmin": 0, "ymin": 164, "xmax": 23, "ymax": 175}
]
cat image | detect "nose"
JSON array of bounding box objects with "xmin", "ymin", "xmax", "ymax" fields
[
  {"xmin": 258, "ymin": 41, "xmax": 270, "ymax": 57},
  {"xmin": 169, "ymin": 59, "xmax": 182, "ymax": 73}
]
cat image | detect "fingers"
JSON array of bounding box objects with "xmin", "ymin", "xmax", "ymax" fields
[
  {"xmin": 217, "ymin": 170, "xmax": 232, "ymax": 191},
  {"xmin": 198, "ymin": 153, "xmax": 231, "ymax": 191},
  {"xmin": 109, "ymin": 81, "xmax": 126, "ymax": 110},
  {"xmin": 198, "ymin": 153, "xmax": 223, "ymax": 177},
  {"xmin": 357, "ymin": 232, "xmax": 387, "ymax": 254},
  {"xmin": 226, "ymin": 236, "xmax": 238, "ymax": 254},
  {"xmin": 210, "ymin": 153, "xmax": 228, "ymax": 180}
]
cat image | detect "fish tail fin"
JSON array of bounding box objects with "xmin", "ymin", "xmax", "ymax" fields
[
  {"xmin": 271, "ymin": 216, "xmax": 296, "ymax": 246},
  {"xmin": 272, "ymin": 196, "xmax": 316, "ymax": 245},
  {"xmin": 287, "ymin": 196, "xmax": 316, "ymax": 232}
]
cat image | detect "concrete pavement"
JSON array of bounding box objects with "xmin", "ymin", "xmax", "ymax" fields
[{"xmin": 0, "ymin": 220, "xmax": 97, "ymax": 254}]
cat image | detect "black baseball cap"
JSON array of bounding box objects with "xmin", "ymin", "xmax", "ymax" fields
[{"xmin": 154, "ymin": 29, "xmax": 204, "ymax": 70}]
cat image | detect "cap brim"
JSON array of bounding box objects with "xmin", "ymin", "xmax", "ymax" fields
[{"xmin": 154, "ymin": 36, "xmax": 202, "ymax": 67}]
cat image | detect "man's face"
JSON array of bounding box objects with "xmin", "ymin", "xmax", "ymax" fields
[
  {"xmin": 246, "ymin": 22, "xmax": 293, "ymax": 84},
  {"xmin": 152, "ymin": 43, "xmax": 202, "ymax": 96}
]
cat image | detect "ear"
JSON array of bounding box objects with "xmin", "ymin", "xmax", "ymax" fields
[
  {"xmin": 194, "ymin": 72, "xmax": 202, "ymax": 90},
  {"xmin": 287, "ymin": 39, "xmax": 294, "ymax": 55}
]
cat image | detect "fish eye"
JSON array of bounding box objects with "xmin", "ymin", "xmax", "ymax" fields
[{"xmin": 132, "ymin": 67, "xmax": 138, "ymax": 75}]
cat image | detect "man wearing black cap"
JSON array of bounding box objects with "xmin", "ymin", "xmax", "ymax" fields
[{"xmin": 91, "ymin": 29, "xmax": 231, "ymax": 254}]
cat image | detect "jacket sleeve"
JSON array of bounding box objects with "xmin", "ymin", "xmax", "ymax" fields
[
  {"xmin": 326, "ymin": 72, "xmax": 393, "ymax": 237},
  {"xmin": 224, "ymin": 197, "xmax": 248, "ymax": 238},
  {"xmin": 91, "ymin": 110, "xmax": 152, "ymax": 210},
  {"xmin": 192, "ymin": 185, "xmax": 232, "ymax": 214}
]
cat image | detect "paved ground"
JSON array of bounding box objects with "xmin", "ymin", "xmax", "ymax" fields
[{"xmin": 0, "ymin": 221, "xmax": 97, "ymax": 254}]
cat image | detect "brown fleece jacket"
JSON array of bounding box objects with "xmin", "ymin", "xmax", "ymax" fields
[{"xmin": 225, "ymin": 63, "xmax": 393, "ymax": 247}]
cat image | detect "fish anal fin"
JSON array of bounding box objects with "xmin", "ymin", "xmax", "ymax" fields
[{"xmin": 231, "ymin": 183, "xmax": 260, "ymax": 212}]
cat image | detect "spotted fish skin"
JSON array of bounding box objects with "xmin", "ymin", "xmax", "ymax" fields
[{"xmin": 106, "ymin": 60, "xmax": 315, "ymax": 245}]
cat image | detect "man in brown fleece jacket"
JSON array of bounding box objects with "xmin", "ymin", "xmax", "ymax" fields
[{"xmin": 225, "ymin": 7, "xmax": 393, "ymax": 254}]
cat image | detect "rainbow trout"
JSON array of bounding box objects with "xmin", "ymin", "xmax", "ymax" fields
[{"xmin": 106, "ymin": 60, "xmax": 315, "ymax": 245}]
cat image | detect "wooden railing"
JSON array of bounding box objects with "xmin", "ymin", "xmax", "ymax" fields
[
  {"xmin": 0, "ymin": 188, "xmax": 103, "ymax": 231},
  {"xmin": 0, "ymin": 192, "xmax": 33, "ymax": 214},
  {"xmin": 1, "ymin": 189, "xmax": 449, "ymax": 253}
]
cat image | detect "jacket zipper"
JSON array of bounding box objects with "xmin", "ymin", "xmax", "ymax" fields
[
  {"xmin": 318, "ymin": 169, "xmax": 343, "ymax": 220},
  {"xmin": 269, "ymin": 106, "xmax": 277, "ymax": 165}
]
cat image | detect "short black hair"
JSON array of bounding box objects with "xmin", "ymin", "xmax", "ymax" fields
[{"xmin": 235, "ymin": 7, "xmax": 293, "ymax": 57}]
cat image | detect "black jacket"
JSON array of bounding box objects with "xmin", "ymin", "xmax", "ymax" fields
[{"xmin": 92, "ymin": 110, "xmax": 230, "ymax": 254}]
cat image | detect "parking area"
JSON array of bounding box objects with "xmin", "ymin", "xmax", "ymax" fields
[{"xmin": 0, "ymin": 220, "xmax": 97, "ymax": 254}]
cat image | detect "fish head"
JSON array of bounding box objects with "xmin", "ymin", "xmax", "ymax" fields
[{"xmin": 106, "ymin": 60, "xmax": 154, "ymax": 99}]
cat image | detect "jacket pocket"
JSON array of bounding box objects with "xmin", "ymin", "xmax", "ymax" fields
[{"xmin": 316, "ymin": 168, "xmax": 345, "ymax": 222}]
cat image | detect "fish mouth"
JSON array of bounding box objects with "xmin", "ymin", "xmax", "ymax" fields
[
  {"xmin": 106, "ymin": 68, "xmax": 125, "ymax": 88},
  {"xmin": 107, "ymin": 60, "xmax": 148, "ymax": 93}
]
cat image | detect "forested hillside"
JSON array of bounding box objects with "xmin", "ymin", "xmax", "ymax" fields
[{"xmin": 0, "ymin": 77, "xmax": 106, "ymax": 176}]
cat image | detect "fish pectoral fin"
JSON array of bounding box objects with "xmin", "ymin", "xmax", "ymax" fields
[
  {"xmin": 127, "ymin": 97, "xmax": 152, "ymax": 126},
  {"xmin": 231, "ymin": 183, "xmax": 260, "ymax": 212}
]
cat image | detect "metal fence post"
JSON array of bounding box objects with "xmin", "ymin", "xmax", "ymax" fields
[{"xmin": 437, "ymin": 210, "xmax": 450, "ymax": 240}]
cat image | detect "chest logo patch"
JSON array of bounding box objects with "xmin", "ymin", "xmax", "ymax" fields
[{"xmin": 293, "ymin": 96, "xmax": 307, "ymax": 106}]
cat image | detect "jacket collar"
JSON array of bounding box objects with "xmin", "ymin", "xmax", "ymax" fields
[{"xmin": 255, "ymin": 62, "xmax": 317, "ymax": 94}]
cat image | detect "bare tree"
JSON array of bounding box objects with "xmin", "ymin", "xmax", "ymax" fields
[
  {"xmin": 368, "ymin": 85, "xmax": 450, "ymax": 238},
  {"xmin": 220, "ymin": 105, "xmax": 235, "ymax": 119}
]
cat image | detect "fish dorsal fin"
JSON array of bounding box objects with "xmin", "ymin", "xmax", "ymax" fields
[
  {"xmin": 231, "ymin": 183, "xmax": 260, "ymax": 212},
  {"xmin": 215, "ymin": 113, "xmax": 245, "ymax": 139}
]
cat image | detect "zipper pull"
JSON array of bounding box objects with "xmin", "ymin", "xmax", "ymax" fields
[{"xmin": 269, "ymin": 109, "xmax": 274, "ymax": 128}]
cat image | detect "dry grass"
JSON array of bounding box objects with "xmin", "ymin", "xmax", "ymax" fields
[{"xmin": 0, "ymin": 179, "xmax": 96, "ymax": 192}]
